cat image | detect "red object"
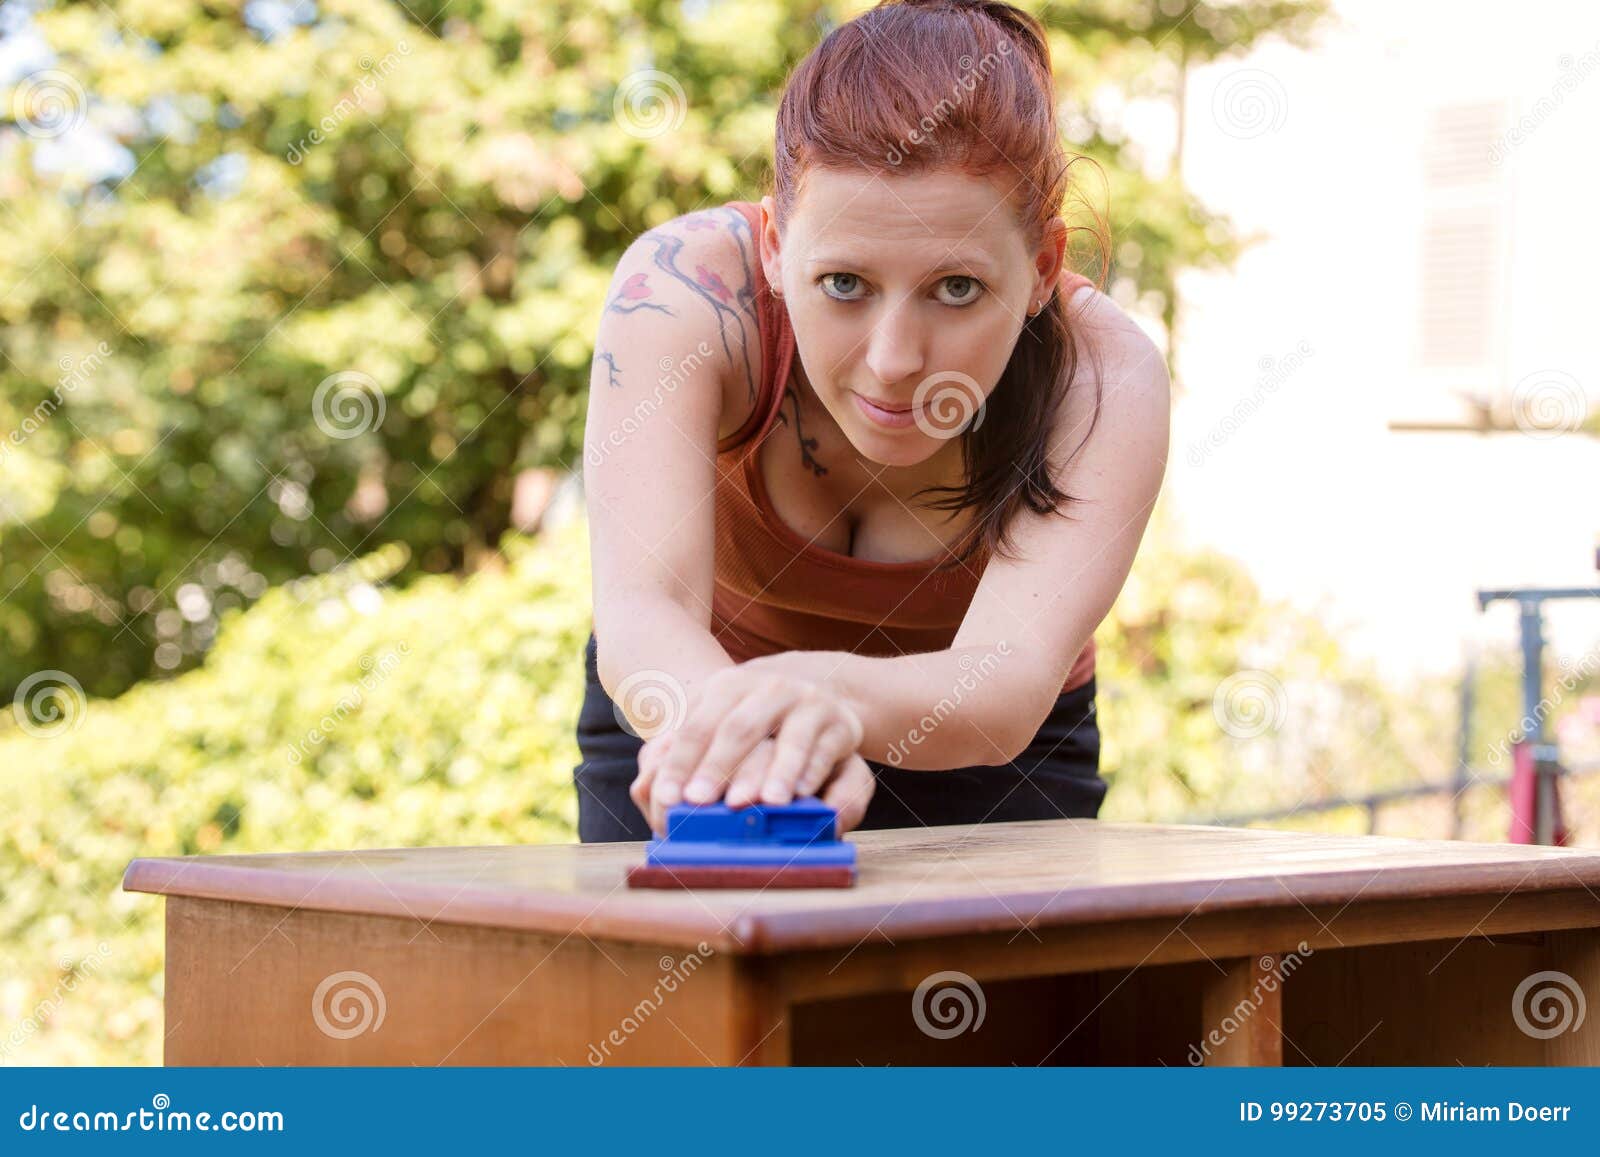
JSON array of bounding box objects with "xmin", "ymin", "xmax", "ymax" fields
[
  {"xmin": 1508, "ymin": 741, "xmax": 1570, "ymax": 846},
  {"xmin": 626, "ymin": 863, "xmax": 856, "ymax": 889}
]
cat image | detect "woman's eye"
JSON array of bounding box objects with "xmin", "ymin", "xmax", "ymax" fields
[
  {"xmin": 818, "ymin": 273, "xmax": 984, "ymax": 305},
  {"xmin": 936, "ymin": 275, "xmax": 984, "ymax": 306},
  {"xmin": 819, "ymin": 272, "xmax": 865, "ymax": 301}
]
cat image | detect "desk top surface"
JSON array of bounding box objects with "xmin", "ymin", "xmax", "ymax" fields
[{"xmin": 122, "ymin": 820, "xmax": 1600, "ymax": 953}]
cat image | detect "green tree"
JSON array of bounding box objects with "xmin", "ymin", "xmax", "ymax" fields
[{"xmin": 0, "ymin": 0, "xmax": 1328, "ymax": 698}]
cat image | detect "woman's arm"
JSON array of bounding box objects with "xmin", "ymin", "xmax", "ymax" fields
[
  {"xmin": 589, "ymin": 208, "xmax": 879, "ymax": 832},
  {"xmin": 738, "ymin": 287, "xmax": 1171, "ymax": 769},
  {"xmin": 583, "ymin": 211, "xmax": 760, "ymax": 725},
  {"xmin": 728, "ymin": 644, "xmax": 1030, "ymax": 770},
  {"xmin": 638, "ymin": 283, "xmax": 1168, "ymax": 815}
]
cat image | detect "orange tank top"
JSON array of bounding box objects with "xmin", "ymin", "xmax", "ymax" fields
[{"xmin": 710, "ymin": 199, "xmax": 1097, "ymax": 696}]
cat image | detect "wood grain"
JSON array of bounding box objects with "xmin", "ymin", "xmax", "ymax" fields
[
  {"xmin": 162, "ymin": 896, "xmax": 780, "ymax": 1066},
  {"xmin": 123, "ymin": 820, "xmax": 1600, "ymax": 954},
  {"xmin": 1200, "ymin": 955, "xmax": 1284, "ymax": 1066},
  {"xmin": 137, "ymin": 819, "xmax": 1600, "ymax": 1066}
]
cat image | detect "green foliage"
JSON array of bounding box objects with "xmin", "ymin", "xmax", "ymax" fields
[
  {"xmin": 1099, "ymin": 505, "xmax": 1600, "ymax": 838},
  {"xmin": 0, "ymin": 0, "xmax": 1378, "ymax": 1067},
  {"xmin": 0, "ymin": 0, "xmax": 1325, "ymax": 697},
  {"xmin": 10, "ymin": 510, "xmax": 1592, "ymax": 1064},
  {"xmin": 1096, "ymin": 505, "xmax": 1456, "ymax": 821},
  {"xmin": 0, "ymin": 519, "xmax": 591, "ymax": 1064}
]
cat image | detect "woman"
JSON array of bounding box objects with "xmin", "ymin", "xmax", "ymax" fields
[{"xmin": 575, "ymin": 0, "xmax": 1169, "ymax": 842}]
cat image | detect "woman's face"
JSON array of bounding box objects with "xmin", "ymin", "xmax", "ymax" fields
[{"xmin": 761, "ymin": 166, "xmax": 1064, "ymax": 469}]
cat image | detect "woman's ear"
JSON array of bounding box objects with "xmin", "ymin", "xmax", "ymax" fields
[
  {"xmin": 1031, "ymin": 216, "xmax": 1068, "ymax": 310},
  {"xmin": 758, "ymin": 195, "xmax": 784, "ymax": 298}
]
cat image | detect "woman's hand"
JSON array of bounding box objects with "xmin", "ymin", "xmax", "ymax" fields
[
  {"xmin": 631, "ymin": 731, "xmax": 875, "ymax": 836},
  {"xmin": 630, "ymin": 666, "xmax": 874, "ymax": 833}
]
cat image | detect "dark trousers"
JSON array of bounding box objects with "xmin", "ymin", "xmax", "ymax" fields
[{"xmin": 573, "ymin": 632, "xmax": 1106, "ymax": 842}]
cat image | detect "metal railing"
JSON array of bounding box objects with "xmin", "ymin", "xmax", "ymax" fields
[{"xmin": 1185, "ymin": 760, "xmax": 1600, "ymax": 836}]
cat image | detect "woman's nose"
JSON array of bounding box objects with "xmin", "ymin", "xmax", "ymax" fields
[{"xmin": 862, "ymin": 300, "xmax": 925, "ymax": 387}]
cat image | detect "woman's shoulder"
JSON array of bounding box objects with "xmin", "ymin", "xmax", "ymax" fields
[
  {"xmin": 1054, "ymin": 285, "xmax": 1170, "ymax": 449},
  {"xmin": 624, "ymin": 202, "xmax": 770, "ymax": 441},
  {"xmin": 1067, "ymin": 285, "xmax": 1164, "ymax": 375}
]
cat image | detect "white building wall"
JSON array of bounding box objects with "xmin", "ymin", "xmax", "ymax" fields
[{"xmin": 1151, "ymin": 0, "xmax": 1600, "ymax": 679}]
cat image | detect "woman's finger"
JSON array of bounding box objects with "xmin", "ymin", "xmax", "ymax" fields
[
  {"xmin": 629, "ymin": 757, "xmax": 655, "ymax": 815},
  {"xmin": 722, "ymin": 738, "xmax": 782, "ymax": 809},
  {"xmin": 727, "ymin": 696, "xmax": 827, "ymax": 807},
  {"xmin": 760, "ymin": 710, "xmax": 854, "ymax": 806},
  {"xmin": 723, "ymin": 731, "xmax": 778, "ymax": 810},
  {"xmin": 680, "ymin": 679, "xmax": 807, "ymax": 805},
  {"xmin": 634, "ymin": 732, "xmax": 673, "ymax": 833},
  {"xmin": 643, "ymin": 732, "xmax": 688, "ymax": 832},
  {"xmin": 649, "ymin": 673, "xmax": 748, "ymax": 811},
  {"xmin": 819, "ymin": 754, "xmax": 875, "ymax": 835},
  {"xmin": 791, "ymin": 718, "xmax": 865, "ymax": 800}
]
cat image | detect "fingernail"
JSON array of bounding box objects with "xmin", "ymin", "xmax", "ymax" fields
[
  {"xmin": 657, "ymin": 782, "xmax": 681, "ymax": 806},
  {"xmin": 685, "ymin": 777, "xmax": 713, "ymax": 803}
]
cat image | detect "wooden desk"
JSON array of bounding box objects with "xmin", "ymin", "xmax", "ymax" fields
[{"xmin": 122, "ymin": 820, "xmax": 1600, "ymax": 1066}]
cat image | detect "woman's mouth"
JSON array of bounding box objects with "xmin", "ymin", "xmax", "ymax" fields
[{"xmin": 852, "ymin": 392, "xmax": 922, "ymax": 429}]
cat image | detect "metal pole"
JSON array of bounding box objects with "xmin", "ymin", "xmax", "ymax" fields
[
  {"xmin": 1452, "ymin": 639, "xmax": 1476, "ymax": 841},
  {"xmin": 1516, "ymin": 598, "xmax": 1554, "ymax": 845}
]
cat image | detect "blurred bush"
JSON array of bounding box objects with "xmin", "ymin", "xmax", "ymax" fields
[
  {"xmin": 1099, "ymin": 506, "xmax": 1450, "ymax": 822},
  {"xmin": 1101, "ymin": 508, "xmax": 1600, "ymax": 838},
  {"xmin": 0, "ymin": 518, "xmax": 590, "ymax": 1064}
]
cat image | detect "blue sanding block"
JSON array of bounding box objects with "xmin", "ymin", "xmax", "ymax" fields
[{"xmin": 626, "ymin": 796, "xmax": 858, "ymax": 889}]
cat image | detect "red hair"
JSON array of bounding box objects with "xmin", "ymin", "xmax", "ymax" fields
[{"xmin": 769, "ymin": 0, "xmax": 1109, "ymax": 566}]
